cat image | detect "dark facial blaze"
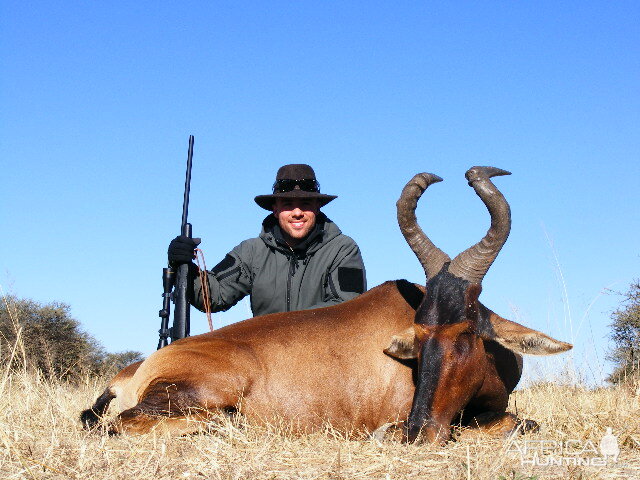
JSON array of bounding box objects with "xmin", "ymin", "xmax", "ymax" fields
[
  {"xmin": 405, "ymin": 265, "xmax": 486, "ymax": 443},
  {"xmin": 405, "ymin": 335, "xmax": 442, "ymax": 442}
]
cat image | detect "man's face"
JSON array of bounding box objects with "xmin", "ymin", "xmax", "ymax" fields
[{"xmin": 272, "ymin": 198, "xmax": 319, "ymax": 246}]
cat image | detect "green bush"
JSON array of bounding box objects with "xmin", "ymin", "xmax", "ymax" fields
[
  {"xmin": 0, "ymin": 295, "xmax": 142, "ymax": 381},
  {"xmin": 607, "ymin": 280, "xmax": 640, "ymax": 384}
]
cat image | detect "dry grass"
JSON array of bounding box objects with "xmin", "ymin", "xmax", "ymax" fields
[{"xmin": 0, "ymin": 371, "xmax": 638, "ymax": 479}]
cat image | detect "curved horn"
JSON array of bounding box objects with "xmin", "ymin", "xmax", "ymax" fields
[
  {"xmin": 397, "ymin": 173, "xmax": 451, "ymax": 280},
  {"xmin": 448, "ymin": 166, "xmax": 511, "ymax": 284}
]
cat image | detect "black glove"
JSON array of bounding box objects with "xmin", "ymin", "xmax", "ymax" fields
[{"xmin": 168, "ymin": 235, "xmax": 202, "ymax": 266}]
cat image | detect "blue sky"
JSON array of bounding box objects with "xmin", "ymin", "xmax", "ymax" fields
[{"xmin": 1, "ymin": 1, "xmax": 638, "ymax": 383}]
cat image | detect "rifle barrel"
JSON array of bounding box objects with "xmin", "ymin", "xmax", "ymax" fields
[{"xmin": 181, "ymin": 135, "xmax": 194, "ymax": 235}]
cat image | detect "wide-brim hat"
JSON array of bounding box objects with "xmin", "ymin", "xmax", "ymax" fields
[{"xmin": 254, "ymin": 164, "xmax": 337, "ymax": 211}]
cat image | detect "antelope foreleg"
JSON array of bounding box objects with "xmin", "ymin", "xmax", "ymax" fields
[{"xmin": 107, "ymin": 379, "xmax": 243, "ymax": 435}]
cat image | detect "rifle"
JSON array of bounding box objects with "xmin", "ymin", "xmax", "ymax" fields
[{"xmin": 158, "ymin": 135, "xmax": 195, "ymax": 349}]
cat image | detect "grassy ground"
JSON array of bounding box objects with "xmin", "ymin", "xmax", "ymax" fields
[{"xmin": 0, "ymin": 371, "xmax": 638, "ymax": 479}]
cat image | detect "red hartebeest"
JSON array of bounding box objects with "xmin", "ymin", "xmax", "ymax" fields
[{"xmin": 82, "ymin": 167, "xmax": 571, "ymax": 441}]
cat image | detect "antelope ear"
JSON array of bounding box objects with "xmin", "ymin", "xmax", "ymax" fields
[
  {"xmin": 384, "ymin": 326, "xmax": 421, "ymax": 360},
  {"xmin": 483, "ymin": 313, "xmax": 573, "ymax": 356}
]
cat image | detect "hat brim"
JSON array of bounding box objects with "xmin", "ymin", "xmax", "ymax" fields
[{"xmin": 254, "ymin": 191, "xmax": 337, "ymax": 210}]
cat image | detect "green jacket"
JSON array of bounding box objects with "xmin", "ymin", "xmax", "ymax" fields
[{"xmin": 192, "ymin": 213, "xmax": 366, "ymax": 316}]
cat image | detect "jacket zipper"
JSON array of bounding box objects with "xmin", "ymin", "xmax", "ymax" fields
[{"xmin": 286, "ymin": 247, "xmax": 295, "ymax": 312}]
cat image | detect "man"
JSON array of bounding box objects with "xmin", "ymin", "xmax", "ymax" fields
[{"xmin": 168, "ymin": 164, "xmax": 366, "ymax": 317}]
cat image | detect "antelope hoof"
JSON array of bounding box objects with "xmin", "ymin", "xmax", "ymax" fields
[{"xmin": 516, "ymin": 418, "xmax": 540, "ymax": 435}]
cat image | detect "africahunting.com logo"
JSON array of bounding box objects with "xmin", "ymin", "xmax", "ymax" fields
[{"xmin": 507, "ymin": 427, "xmax": 620, "ymax": 467}]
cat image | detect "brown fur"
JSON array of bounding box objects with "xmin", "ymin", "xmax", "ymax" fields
[
  {"xmin": 86, "ymin": 280, "xmax": 570, "ymax": 437},
  {"xmin": 102, "ymin": 281, "xmax": 418, "ymax": 434}
]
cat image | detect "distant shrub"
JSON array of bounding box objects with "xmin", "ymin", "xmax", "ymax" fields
[
  {"xmin": 607, "ymin": 280, "xmax": 640, "ymax": 384},
  {"xmin": 0, "ymin": 295, "xmax": 142, "ymax": 381},
  {"xmin": 99, "ymin": 350, "xmax": 145, "ymax": 376}
]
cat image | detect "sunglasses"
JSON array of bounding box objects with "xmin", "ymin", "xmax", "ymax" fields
[{"xmin": 272, "ymin": 178, "xmax": 320, "ymax": 194}]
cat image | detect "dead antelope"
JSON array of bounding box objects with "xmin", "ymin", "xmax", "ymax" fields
[{"xmin": 82, "ymin": 167, "xmax": 571, "ymax": 442}]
